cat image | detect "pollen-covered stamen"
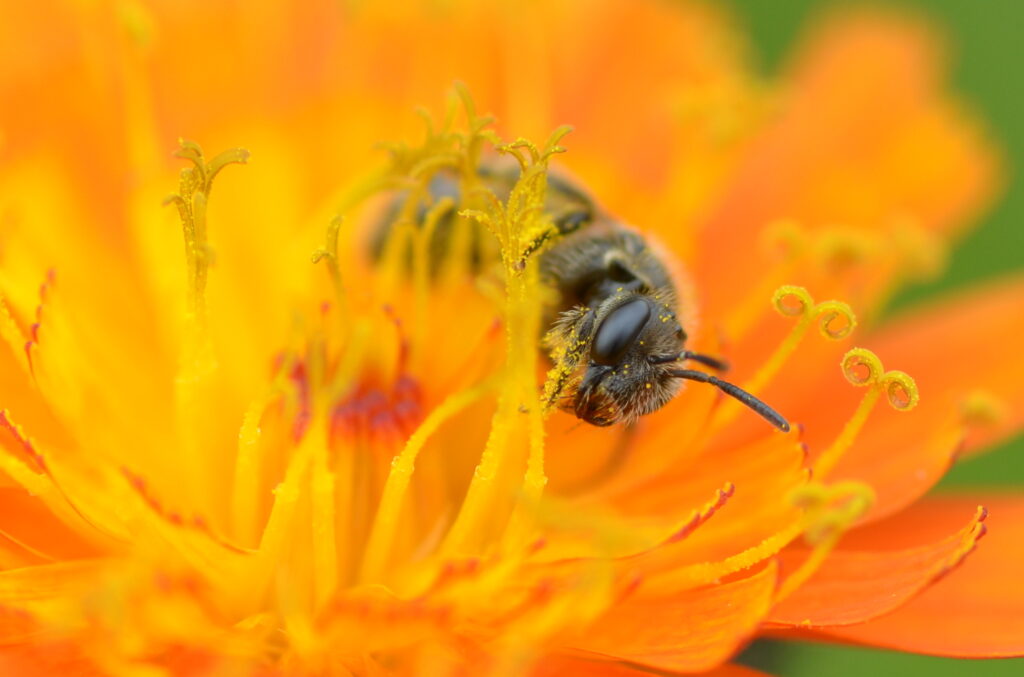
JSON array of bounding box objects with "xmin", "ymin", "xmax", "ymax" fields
[
  {"xmin": 960, "ymin": 389, "xmax": 1009, "ymax": 428},
  {"xmin": 441, "ymin": 126, "xmax": 569, "ymax": 556},
  {"xmin": 775, "ymin": 480, "xmax": 875, "ymax": 604},
  {"xmin": 163, "ymin": 140, "xmax": 249, "ymax": 323},
  {"xmin": 815, "ymin": 219, "xmax": 950, "ymax": 307},
  {"xmin": 359, "ymin": 382, "xmax": 491, "ymax": 585},
  {"xmin": 311, "ymin": 215, "xmax": 348, "ymax": 329},
  {"xmin": 164, "ymin": 141, "xmax": 249, "ymax": 514},
  {"xmin": 891, "ymin": 217, "xmax": 948, "ymax": 281},
  {"xmin": 813, "ymin": 348, "xmax": 919, "ymax": 478},
  {"xmin": 729, "ymin": 219, "xmax": 941, "ymax": 341},
  {"xmin": 711, "ymin": 286, "xmax": 856, "ymax": 432},
  {"xmin": 411, "ymin": 198, "xmax": 456, "ymax": 365},
  {"xmin": 724, "ymin": 219, "xmax": 807, "ymax": 340},
  {"xmin": 813, "ymin": 227, "xmax": 877, "ymax": 276}
]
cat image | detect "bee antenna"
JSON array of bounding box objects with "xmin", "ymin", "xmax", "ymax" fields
[
  {"xmin": 681, "ymin": 351, "xmax": 729, "ymax": 371},
  {"xmin": 667, "ymin": 368, "xmax": 790, "ymax": 432},
  {"xmin": 648, "ymin": 351, "xmax": 729, "ymax": 371}
]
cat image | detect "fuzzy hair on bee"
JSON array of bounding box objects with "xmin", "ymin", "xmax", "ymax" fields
[
  {"xmin": 542, "ymin": 282, "xmax": 685, "ymax": 426},
  {"xmin": 373, "ymin": 161, "xmax": 791, "ymax": 432}
]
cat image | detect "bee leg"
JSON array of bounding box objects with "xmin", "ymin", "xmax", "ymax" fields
[
  {"xmin": 515, "ymin": 209, "xmax": 592, "ymax": 270},
  {"xmin": 543, "ymin": 307, "xmax": 596, "ymax": 409}
]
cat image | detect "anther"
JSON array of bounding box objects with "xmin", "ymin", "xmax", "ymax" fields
[
  {"xmin": 816, "ymin": 348, "xmax": 919, "ymax": 478},
  {"xmin": 711, "ymin": 286, "xmax": 856, "ymax": 433},
  {"xmin": 775, "ymin": 480, "xmax": 875, "ymax": 604}
]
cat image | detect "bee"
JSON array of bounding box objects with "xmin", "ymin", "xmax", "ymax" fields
[{"xmin": 374, "ymin": 164, "xmax": 790, "ymax": 432}]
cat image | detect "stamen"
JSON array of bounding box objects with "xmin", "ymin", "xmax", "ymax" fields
[
  {"xmin": 360, "ymin": 384, "xmax": 492, "ymax": 585},
  {"xmin": 814, "ymin": 348, "xmax": 919, "ymax": 478},
  {"xmin": 165, "ymin": 140, "xmax": 249, "ymax": 521},
  {"xmin": 774, "ymin": 480, "xmax": 875, "ymax": 603},
  {"xmin": 723, "ymin": 219, "xmax": 806, "ymax": 340},
  {"xmin": 729, "ymin": 220, "xmax": 941, "ymax": 343},
  {"xmin": 960, "ymin": 389, "xmax": 1008, "ymax": 428},
  {"xmin": 814, "ymin": 227, "xmax": 875, "ymax": 275},
  {"xmin": 310, "ymin": 215, "xmax": 348, "ymax": 329},
  {"xmin": 891, "ymin": 217, "xmax": 948, "ymax": 281},
  {"xmin": 231, "ymin": 395, "xmax": 270, "ymax": 547},
  {"xmin": 439, "ymin": 123, "xmax": 568, "ymax": 558},
  {"xmin": 309, "ymin": 417, "xmax": 338, "ymax": 609},
  {"xmin": 411, "ymin": 197, "xmax": 456, "ymax": 366},
  {"xmin": 164, "ymin": 140, "xmax": 249, "ymax": 324},
  {"xmin": 712, "ymin": 286, "xmax": 856, "ymax": 432}
]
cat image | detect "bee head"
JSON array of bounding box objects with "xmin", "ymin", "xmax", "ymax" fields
[{"xmin": 572, "ymin": 294, "xmax": 684, "ymax": 426}]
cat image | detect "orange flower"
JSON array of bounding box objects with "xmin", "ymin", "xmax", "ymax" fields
[{"xmin": 0, "ymin": 1, "xmax": 1021, "ymax": 675}]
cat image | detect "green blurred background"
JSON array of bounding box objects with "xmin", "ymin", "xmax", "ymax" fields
[{"xmin": 723, "ymin": 0, "xmax": 1024, "ymax": 674}]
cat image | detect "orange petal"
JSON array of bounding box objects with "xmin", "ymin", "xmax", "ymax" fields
[
  {"xmin": 0, "ymin": 560, "xmax": 107, "ymax": 604},
  {"xmin": 0, "ymin": 488, "xmax": 102, "ymax": 566},
  {"xmin": 0, "ymin": 642, "xmax": 102, "ymax": 677},
  {"xmin": 767, "ymin": 502, "xmax": 985, "ymax": 627},
  {"xmin": 570, "ymin": 562, "xmax": 777, "ymax": 673},
  {"xmin": 817, "ymin": 495, "xmax": 1024, "ymax": 657},
  {"xmin": 694, "ymin": 9, "xmax": 998, "ymax": 321},
  {"xmin": 608, "ymin": 430, "xmax": 806, "ymax": 569}
]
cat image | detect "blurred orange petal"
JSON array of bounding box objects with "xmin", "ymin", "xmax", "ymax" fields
[
  {"xmin": 573, "ymin": 563, "xmax": 777, "ymax": 672},
  {"xmin": 816, "ymin": 496, "xmax": 1024, "ymax": 657},
  {"xmin": 767, "ymin": 505, "xmax": 985, "ymax": 627},
  {"xmin": 694, "ymin": 9, "xmax": 998, "ymax": 319},
  {"xmin": 0, "ymin": 0, "xmax": 1016, "ymax": 673}
]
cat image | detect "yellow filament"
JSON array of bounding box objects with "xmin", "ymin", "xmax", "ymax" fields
[
  {"xmin": 439, "ymin": 128, "xmax": 568, "ymax": 557},
  {"xmin": 253, "ymin": 441, "xmax": 312, "ymax": 605},
  {"xmin": 713, "ymin": 286, "xmax": 856, "ymax": 432},
  {"xmin": 360, "ymin": 383, "xmax": 490, "ymax": 583},
  {"xmin": 165, "ymin": 141, "xmax": 249, "ymax": 512},
  {"xmin": 775, "ymin": 481, "xmax": 874, "ymax": 603},
  {"xmin": 232, "ymin": 396, "xmax": 269, "ymax": 547},
  {"xmin": 723, "ymin": 219, "xmax": 806, "ymax": 340},
  {"xmin": 502, "ymin": 385, "xmax": 548, "ymax": 551},
  {"xmin": 165, "ymin": 141, "xmax": 250, "ymax": 323},
  {"xmin": 412, "ymin": 197, "xmax": 456, "ymax": 368},
  {"xmin": 300, "ymin": 414, "xmax": 336, "ymax": 611},
  {"xmin": 814, "ymin": 348, "xmax": 919, "ymax": 478},
  {"xmin": 310, "ymin": 214, "xmax": 348, "ymax": 329}
]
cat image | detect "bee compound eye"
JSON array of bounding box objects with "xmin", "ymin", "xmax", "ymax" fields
[{"xmin": 592, "ymin": 298, "xmax": 651, "ymax": 366}]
